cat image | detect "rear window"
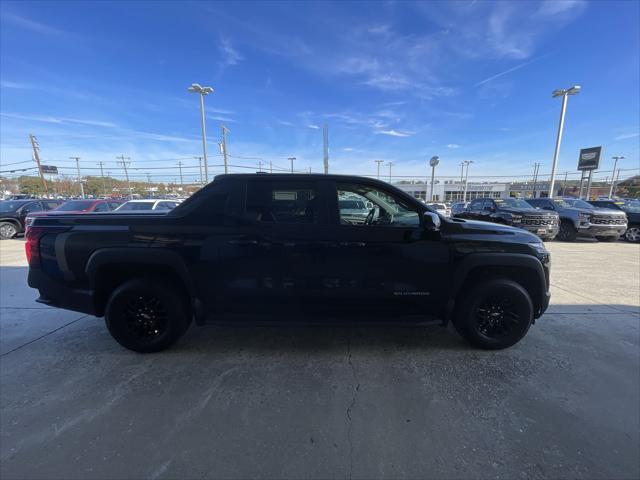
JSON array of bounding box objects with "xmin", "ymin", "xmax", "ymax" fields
[
  {"xmin": 246, "ymin": 180, "xmax": 318, "ymax": 224},
  {"xmin": 55, "ymin": 200, "xmax": 95, "ymax": 211},
  {"xmin": 117, "ymin": 202, "xmax": 154, "ymax": 211}
]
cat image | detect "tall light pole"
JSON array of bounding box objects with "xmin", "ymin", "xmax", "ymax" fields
[
  {"xmin": 374, "ymin": 160, "xmax": 384, "ymax": 179},
  {"xmin": 288, "ymin": 157, "xmax": 296, "ymax": 173},
  {"xmin": 609, "ymin": 156, "xmax": 624, "ymax": 198},
  {"xmin": 187, "ymin": 83, "xmax": 214, "ymax": 183},
  {"xmin": 429, "ymin": 156, "xmax": 439, "ymax": 202},
  {"xmin": 549, "ymin": 85, "xmax": 581, "ymax": 198},
  {"xmin": 462, "ymin": 160, "xmax": 473, "ymax": 202},
  {"xmin": 531, "ymin": 162, "xmax": 540, "ymax": 198}
]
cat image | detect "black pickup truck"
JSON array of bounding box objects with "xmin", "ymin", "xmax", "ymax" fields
[{"xmin": 27, "ymin": 174, "xmax": 551, "ymax": 352}]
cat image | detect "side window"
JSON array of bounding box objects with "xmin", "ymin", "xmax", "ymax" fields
[
  {"xmin": 108, "ymin": 202, "xmax": 121, "ymax": 210},
  {"xmin": 245, "ymin": 180, "xmax": 318, "ymax": 224},
  {"xmin": 43, "ymin": 201, "xmax": 59, "ymax": 210},
  {"xmin": 22, "ymin": 202, "xmax": 43, "ymax": 214},
  {"xmin": 93, "ymin": 203, "xmax": 109, "ymax": 212},
  {"xmin": 469, "ymin": 199, "xmax": 483, "ymax": 211},
  {"xmin": 337, "ymin": 182, "xmax": 419, "ymax": 227},
  {"xmin": 482, "ymin": 199, "xmax": 494, "ymax": 211},
  {"xmin": 156, "ymin": 202, "xmax": 173, "ymax": 210}
]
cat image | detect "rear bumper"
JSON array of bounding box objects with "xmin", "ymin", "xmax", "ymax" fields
[{"xmin": 28, "ymin": 268, "xmax": 97, "ymax": 316}]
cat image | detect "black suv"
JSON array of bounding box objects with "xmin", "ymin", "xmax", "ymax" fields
[
  {"xmin": 588, "ymin": 200, "xmax": 640, "ymax": 242},
  {"xmin": 454, "ymin": 197, "xmax": 560, "ymax": 240},
  {"xmin": 0, "ymin": 199, "xmax": 62, "ymax": 239},
  {"xmin": 27, "ymin": 174, "xmax": 551, "ymax": 352}
]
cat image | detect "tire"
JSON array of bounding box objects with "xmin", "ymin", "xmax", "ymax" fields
[
  {"xmin": 453, "ymin": 279, "xmax": 533, "ymax": 350},
  {"xmin": 595, "ymin": 236, "xmax": 619, "ymax": 242},
  {"xmin": 0, "ymin": 222, "xmax": 18, "ymax": 239},
  {"xmin": 105, "ymin": 277, "xmax": 191, "ymax": 353},
  {"xmin": 624, "ymin": 226, "xmax": 640, "ymax": 243},
  {"xmin": 557, "ymin": 220, "xmax": 577, "ymax": 242}
]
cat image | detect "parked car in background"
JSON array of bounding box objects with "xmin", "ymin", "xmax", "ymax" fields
[
  {"xmin": 450, "ymin": 202, "xmax": 468, "ymax": 216},
  {"xmin": 426, "ymin": 202, "xmax": 451, "ymax": 217},
  {"xmin": 454, "ymin": 197, "xmax": 559, "ymax": 240},
  {"xmin": 0, "ymin": 199, "xmax": 62, "ymax": 239},
  {"xmin": 588, "ymin": 199, "xmax": 640, "ymax": 242},
  {"xmin": 526, "ymin": 198, "xmax": 627, "ymax": 242},
  {"xmin": 25, "ymin": 199, "xmax": 122, "ymax": 234},
  {"xmin": 114, "ymin": 199, "xmax": 181, "ymax": 212},
  {"xmin": 338, "ymin": 198, "xmax": 369, "ymax": 224}
]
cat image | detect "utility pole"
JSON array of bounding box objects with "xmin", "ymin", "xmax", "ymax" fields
[
  {"xmin": 69, "ymin": 157, "xmax": 84, "ymax": 198},
  {"xmin": 221, "ymin": 124, "xmax": 229, "ymax": 174},
  {"xmin": 146, "ymin": 173, "xmax": 152, "ymax": 185},
  {"xmin": 258, "ymin": 160, "xmax": 263, "ymax": 172},
  {"xmin": 269, "ymin": 161, "xmax": 273, "ymax": 174},
  {"xmin": 387, "ymin": 162, "xmax": 394, "ymax": 183},
  {"xmin": 288, "ymin": 157, "xmax": 296, "ymax": 173},
  {"xmin": 323, "ymin": 123, "xmax": 329, "ymax": 174},
  {"xmin": 116, "ymin": 155, "xmax": 132, "ymax": 199},
  {"xmin": 195, "ymin": 157, "xmax": 203, "ymax": 185},
  {"xmin": 29, "ymin": 134, "xmax": 48, "ymax": 194},
  {"xmin": 609, "ymin": 156, "xmax": 624, "ymax": 198},
  {"xmin": 561, "ymin": 171, "xmax": 568, "ymax": 196},
  {"xmin": 178, "ymin": 161, "xmax": 184, "ymax": 185},
  {"xmin": 97, "ymin": 161, "xmax": 107, "ymax": 196},
  {"xmin": 531, "ymin": 162, "xmax": 540, "ymax": 198},
  {"xmin": 374, "ymin": 160, "xmax": 384, "ymax": 179}
]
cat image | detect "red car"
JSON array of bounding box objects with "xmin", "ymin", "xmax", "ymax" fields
[{"xmin": 25, "ymin": 199, "xmax": 122, "ymax": 233}]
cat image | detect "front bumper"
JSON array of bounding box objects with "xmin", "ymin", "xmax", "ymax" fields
[
  {"xmin": 518, "ymin": 224, "xmax": 560, "ymax": 239},
  {"xmin": 578, "ymin": 224, "xmax": 627, "ymax": 238}
]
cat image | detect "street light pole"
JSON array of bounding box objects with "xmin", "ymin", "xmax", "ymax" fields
[
  {"xmin": 188, "ymin": 83, "xmax": 214, "ymax": 183},
  {"xmin": 429, "ymin": 156, "xmax": 439, "ymax": 202},
  {"xmin": 549, "ymin": 85, "xmax": 581, "ymax": 198},
  {"xmin": 288, "ymin": 157, "xmax": 296, "ymax": 173},
  {"xmin": 531, "ymin": 162, "xmax": 540, "ymax": 198},
  {"xmin": 609, "ymin": 156, "xmax": 624, "ymax": 198},
  {"xmin": 463, "ymin": 160, "xmax": 473, "ymax": 202}
]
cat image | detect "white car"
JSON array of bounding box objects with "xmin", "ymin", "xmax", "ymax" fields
[
  {"xmin": 426, "ymin": 202, "xmax": 451, "ymax": 217},
  {"xmin": 114, "ymin": 199, "xmax": 181, "ymax": 212}
]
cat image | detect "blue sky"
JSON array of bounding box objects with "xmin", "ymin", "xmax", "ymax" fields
[{"xmin": 1, "ymin": 0, "xmax": 638, "ymax": 183}]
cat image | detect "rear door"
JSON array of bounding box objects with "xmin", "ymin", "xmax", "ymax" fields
[{"xmin": 213, "ymin": 177, "xmax": 330, "ymax": 316}]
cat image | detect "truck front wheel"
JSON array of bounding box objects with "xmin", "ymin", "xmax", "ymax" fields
[
  {"xmin": 557, "ymin": 220, "xmax": 577, "ymax": 242},
  {"xmin": 105, "ymin": 278, "xmax": 191, "ymax": 353},
  {"xmin": 453, "ymin": 279, "xmax": 533, "ymax": 350}
]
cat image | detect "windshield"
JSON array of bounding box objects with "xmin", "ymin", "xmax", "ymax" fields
[
  {"xmin": 553, "ymin": 198, "xmax": 593, "ymax": 209},
  {"xmin": 55, "ymin": 200, "xmax": 95, "ymax": 211},
  {"xmin": 116, "ymin": 202, "xmax": 154, "ymax": 211},
  {"xmin": 494, "ymin": 198, "xmax": 534, "ymax": 209},
  {"xmin": 339, "ymin": 200, "xmax": 366, "ymax": 210},
  {"xmin": 0, "ymin": 201, "xmax": 26, "ymax": 212}
]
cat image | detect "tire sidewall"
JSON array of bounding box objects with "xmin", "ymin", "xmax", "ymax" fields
[
  {"xmin": 558, "ymin": 220, "xmax": 577, "ymax": 242},
  {"xmin": 625, "ymin": 226, "xmax": 640, "ymax": 243},
  {"xmin": 105, "ymin": 278, "xmax": 189, "ymax": 353},
  {"xmin": 454, "ymin": 279, "xmax": 533, "ymax": 350}
]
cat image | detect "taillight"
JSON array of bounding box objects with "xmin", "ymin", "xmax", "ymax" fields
[{"xmin": 25, "ymin": 226, "xmax": 46, "ymax": 266}]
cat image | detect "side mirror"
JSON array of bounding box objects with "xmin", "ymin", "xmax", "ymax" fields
[{"xmin": 423, "ymin": 211, "xmax": 441, "ymax": 231}]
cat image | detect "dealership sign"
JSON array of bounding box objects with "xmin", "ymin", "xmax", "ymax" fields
[
  {"xmin": 40, "ymin": 165, "xmax": 58, "ymax": 174},
  {"xmin": 577, "ymin": 147, "xmax": 602, "ymax": 171}
]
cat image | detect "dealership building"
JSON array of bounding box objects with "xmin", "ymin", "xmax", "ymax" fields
[{"xmin": 393, "ymin": 181, "xmax": 510, "ymax": 202}]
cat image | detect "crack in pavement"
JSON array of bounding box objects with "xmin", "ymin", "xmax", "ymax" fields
[
  {"xmin": 0, "ymin": 314, "xmax": 88, "ymax": 357},
  {"xmin": 346, "ymin": 330, "xmax": 360, "ymax": 480}
]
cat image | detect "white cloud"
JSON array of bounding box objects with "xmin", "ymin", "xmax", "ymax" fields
[
  {"xmin": 447, "ymin": 144, "xmax": 461, "ymax": 149},
  {"xmin": 217, "ymin": 36, "xmax": 243, "ymax": 74},
  {"xmin": 306, "ymin": 124, "xmax": 320, "ymax": 130},
  {"xmin": 1, "ymin": 112, "xmax": 117, "ymax": 128},
  {"xmin": 474, "ymin": 54, "xmax": 549, "ymax": 87},
  {"xmin": 1, "ymin": 12, "xmax": 64, "ymax": 35},
  {"xmin": 376, "ymin": 129, "xmax": 414, "ymax": 137},
  {"xmin": 614, "ymin": 132, "xmax": 639, "ymax": 141}
]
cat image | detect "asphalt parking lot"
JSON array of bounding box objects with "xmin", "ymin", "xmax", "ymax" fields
[{"xmin": 1, "ymin": 238, "xmax": 639, "ymax": 480}]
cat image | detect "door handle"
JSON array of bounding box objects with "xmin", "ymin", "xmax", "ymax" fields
[{"xmin": 339, "ymin": 241, "xmax": 366, "ymax": 247}]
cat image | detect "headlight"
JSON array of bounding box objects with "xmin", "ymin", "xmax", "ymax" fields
[
  {"xmin": 528, "ymin": 242, "xmax": 547, "ymax": 255},
  {"xmin": 579, "ymin": 213, "xmax": 591, "ymax": 225}
]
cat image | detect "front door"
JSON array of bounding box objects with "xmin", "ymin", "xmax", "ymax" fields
[{"xmin": 317, "ymin": 180, "xmax": 451, "ymax": 319}]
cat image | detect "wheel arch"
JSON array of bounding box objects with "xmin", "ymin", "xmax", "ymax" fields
[
  {"xmin": 445, "ymin": 253, "xmax": 547, "ymax": 323},
  {"xmin": 86, "ymin": 249, "xmax": 198, "ymax": 319}
]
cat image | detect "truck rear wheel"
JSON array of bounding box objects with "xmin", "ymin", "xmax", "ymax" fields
[
  {"xmin": 0, "ymin": 222, "xmax": 18, "ymax": 239},
  {"xmin": 453, "ymin": 279, "xmax": 533, "ymax": 350},
  {"xmin": 624, "ymin": 226, "xmax": 640, "ymax": 243},
  {"xmin": 557, "ymin": 220, "xmax": 577, "ymax": 242},
  {"xmin": 105, "ymin": 278, "xmax": 191, "ymax": 353}
]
